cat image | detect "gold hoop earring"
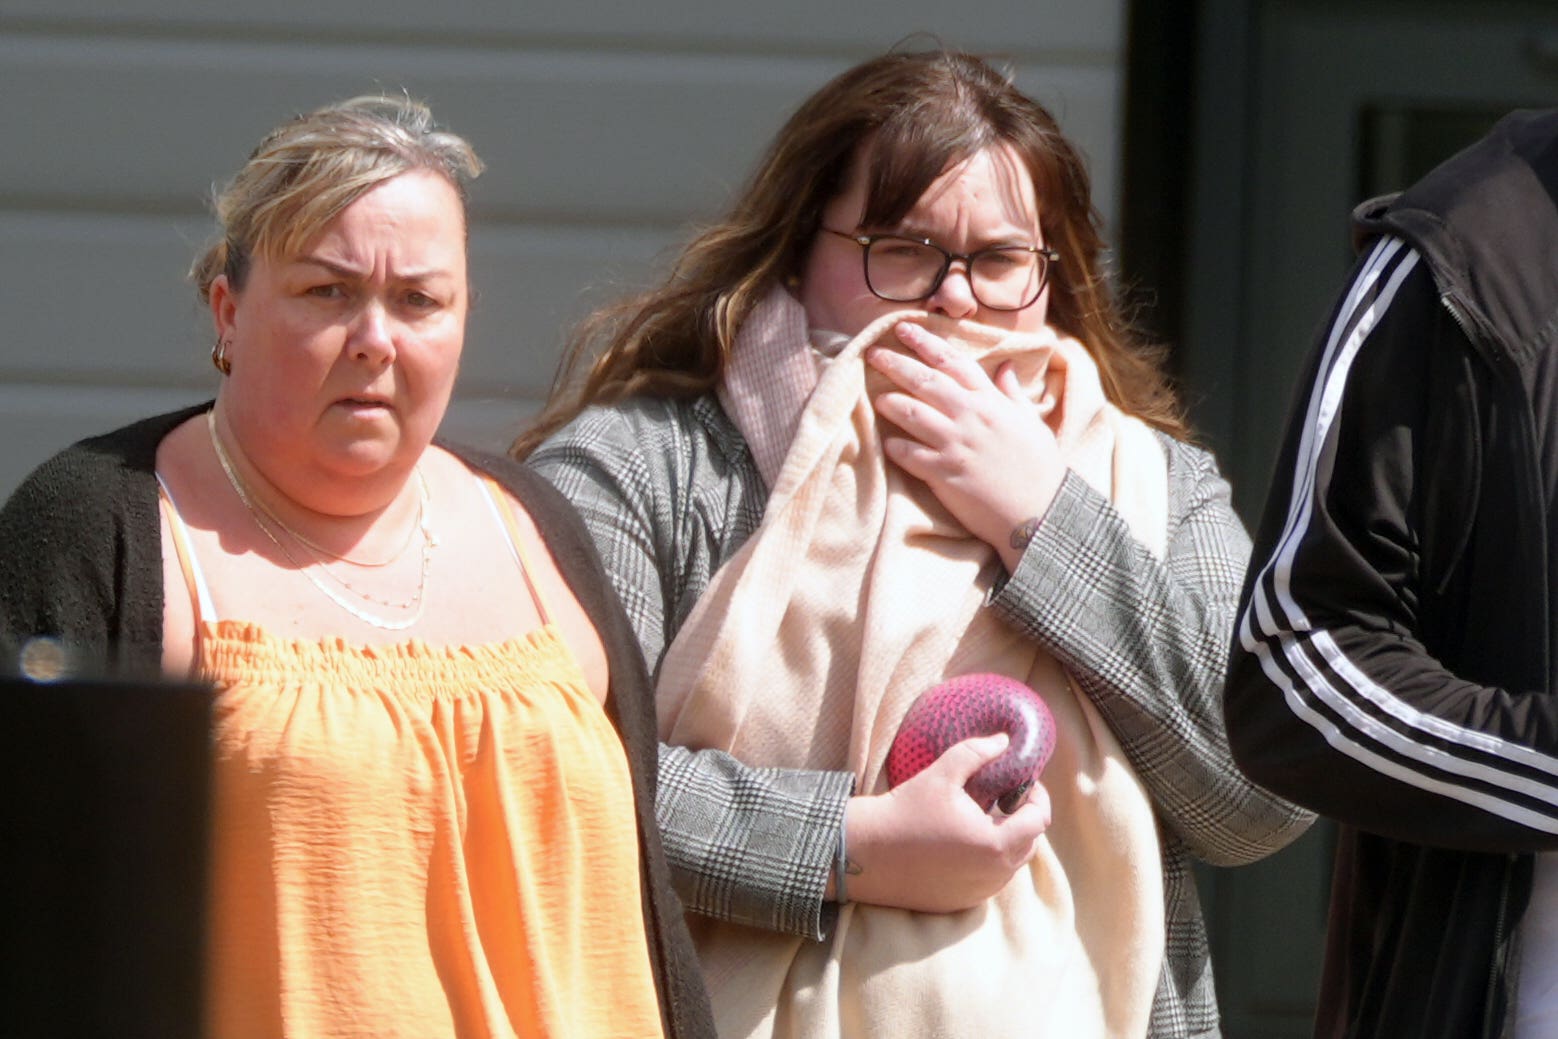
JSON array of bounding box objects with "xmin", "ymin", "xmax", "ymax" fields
[{"xmin": 211, "ymin": 337, "xmax": 232, "ymax": 376}]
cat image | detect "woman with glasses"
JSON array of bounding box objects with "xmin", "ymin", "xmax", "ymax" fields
[{"xmin": 516, "ymin": 48, "xmax": 1310, "ymax": 1039}]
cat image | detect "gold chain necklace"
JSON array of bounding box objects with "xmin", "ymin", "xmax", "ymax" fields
[
  {"xmin": 205, "ymin": 411, "xmax": 432, "ymax": 569},
  {"xmin": 206, "ymin": 411, "xmax": 437, "ymax": 631},
  {"xmin": 278, "ymin": 490, "xmax": 423, "ymax": 567}
]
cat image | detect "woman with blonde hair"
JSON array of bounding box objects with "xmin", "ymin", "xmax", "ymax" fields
[
  {"xmin": 520, "ymin": 48, "xmax": 1311, "ymax": 1038},
  {"xmin": 0, "ymin": 95, "xmax": 713, "ymax": 1039}
]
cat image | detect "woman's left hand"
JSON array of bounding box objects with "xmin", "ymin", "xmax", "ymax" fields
[{"xmin": 866, "ymin": 320, "xmax": 1067, "ymax": 571}]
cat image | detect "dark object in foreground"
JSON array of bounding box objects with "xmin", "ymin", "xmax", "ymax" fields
[
  {"xmin": 885, "ymin": 672, "xmax": 1057, "ymax": 813},
  {"xmin": 0, "ymin": 664, "xmax": 212, "ymax": 1038}
]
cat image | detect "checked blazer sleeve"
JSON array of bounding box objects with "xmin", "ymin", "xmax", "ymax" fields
[
  {"xmin": 989, "ymin": 434, "xmax": 1314, "ymax": 865},
  {"xmin": 988, "ymin": 432, "xmax": 1315, "ymax": 1039},
  {"xmin": 529, "ymin": 397, "xmax": 853, "ymax": 940}
]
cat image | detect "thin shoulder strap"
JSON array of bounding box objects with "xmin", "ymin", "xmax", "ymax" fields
[
  {"xmin": 155, "ymin": 473, "xmax": 217, "ymax": 624},
  {"xmin": 478, "ymin": 474, "xmax": 556, "ymax": 626}
]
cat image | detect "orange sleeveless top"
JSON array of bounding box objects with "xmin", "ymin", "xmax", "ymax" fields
[{"xmin": 160, "ymin": 474, "xmax": 665, "ymax": 1039}]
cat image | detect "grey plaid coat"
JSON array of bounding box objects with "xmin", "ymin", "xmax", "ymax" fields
[{"xmin": 531, "ymin": 393, "xmax": 1312, "ymax": 1039}]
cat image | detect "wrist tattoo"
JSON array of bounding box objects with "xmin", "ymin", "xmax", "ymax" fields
[{"xmin": 1009, "ymin": 516, "xmax": 1041, "ymax": 551}]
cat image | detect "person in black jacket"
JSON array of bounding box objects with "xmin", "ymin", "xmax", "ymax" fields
[{"xmin": 1225, "ymin": 108, "xmax": 1558, "ymax": 1038}]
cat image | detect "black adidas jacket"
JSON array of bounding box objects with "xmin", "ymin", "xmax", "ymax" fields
[{"xmin": 1225, "ymin": 109, "xmax": 1558, "ymax": 1038}]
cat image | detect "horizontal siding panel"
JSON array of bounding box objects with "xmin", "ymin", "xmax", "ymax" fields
[
  {"xmin": 0, "ymin": 37, "xmax": 1118, "ymax": 225},
  {"xmin": 465, "ymin": 224, "xmax": 674, "ymax": 395},
  {"xmin": 0, "ymin": 213, "xmax": 213, "ymax": 385},
  {"xmin": 0, "ymin": 3, "xmax": 1122, "ymax": 55},
  {"xmin": 0, "ymin": 210, "xmax": 672, "ymax": 395},
  {"xmin": 0, "ymin": 385, "xmax": 207, "ymax": 498},
  {"xmin": 441, "ymin": 395, "xmax": 545, "ymax": 461}
]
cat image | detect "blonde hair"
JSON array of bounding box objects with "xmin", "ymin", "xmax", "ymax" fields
[
  {"xmin": 191, "ymin": 94, "xmax": 483, "ymax": 302},
  {"xmin": 513, "ymin": 48, "xmax": 1184, "ymax": 458}
]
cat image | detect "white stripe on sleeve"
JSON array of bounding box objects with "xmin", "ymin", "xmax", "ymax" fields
[{"xmin": 1237, "ymin": 237, "xmax": 1558, "ymax": 831}]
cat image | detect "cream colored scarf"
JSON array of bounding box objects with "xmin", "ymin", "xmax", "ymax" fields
[{"xmin": 658, "ymin": 286, "xmax": 1168, "ymax": 1039}]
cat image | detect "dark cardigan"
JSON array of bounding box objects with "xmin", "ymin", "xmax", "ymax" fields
[{"xmin": 0, "ymin": 402, "xmax": 716, "ymax": 1039}]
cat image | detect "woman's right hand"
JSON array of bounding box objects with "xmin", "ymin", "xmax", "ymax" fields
[
  {"xmin": 868, "ymin": 323, "xmax": 1108, "ymax": 573},
  {"xmin": 838, "ymin": 733, "xmax": 1051, "ymax": 912}
]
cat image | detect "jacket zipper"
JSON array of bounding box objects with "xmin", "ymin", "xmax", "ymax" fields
[
  {"xmin": 1443, "ymin": 289, "xmax": 1524, "ymax": 1038},
  {"xmin": 1484, "ymin": 854, "xmax": 1516, "ymax": 1038},
  {"xmin": 1442, "ymin": 292, "xmax": 1485, "ymax": 356}
]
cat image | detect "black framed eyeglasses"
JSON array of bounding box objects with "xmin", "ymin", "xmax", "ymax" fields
[{"xmin": 821, "ymin": 227, "xmax": 1059, "ymax": 311}]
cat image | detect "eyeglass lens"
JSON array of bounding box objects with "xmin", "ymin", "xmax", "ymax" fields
[{"xmin": 865, "ymin": 237, "xmax": 1045, "ymax": 310}]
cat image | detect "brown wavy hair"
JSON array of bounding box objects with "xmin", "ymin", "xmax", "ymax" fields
[{"xmin": 512, "ymin": 48, "xmax": 1183, "ymax": 458}]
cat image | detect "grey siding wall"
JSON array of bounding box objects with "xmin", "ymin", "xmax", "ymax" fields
[{"xmin": 0, "ymin": 3, "xmax": 1126, "ymax": 495}]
